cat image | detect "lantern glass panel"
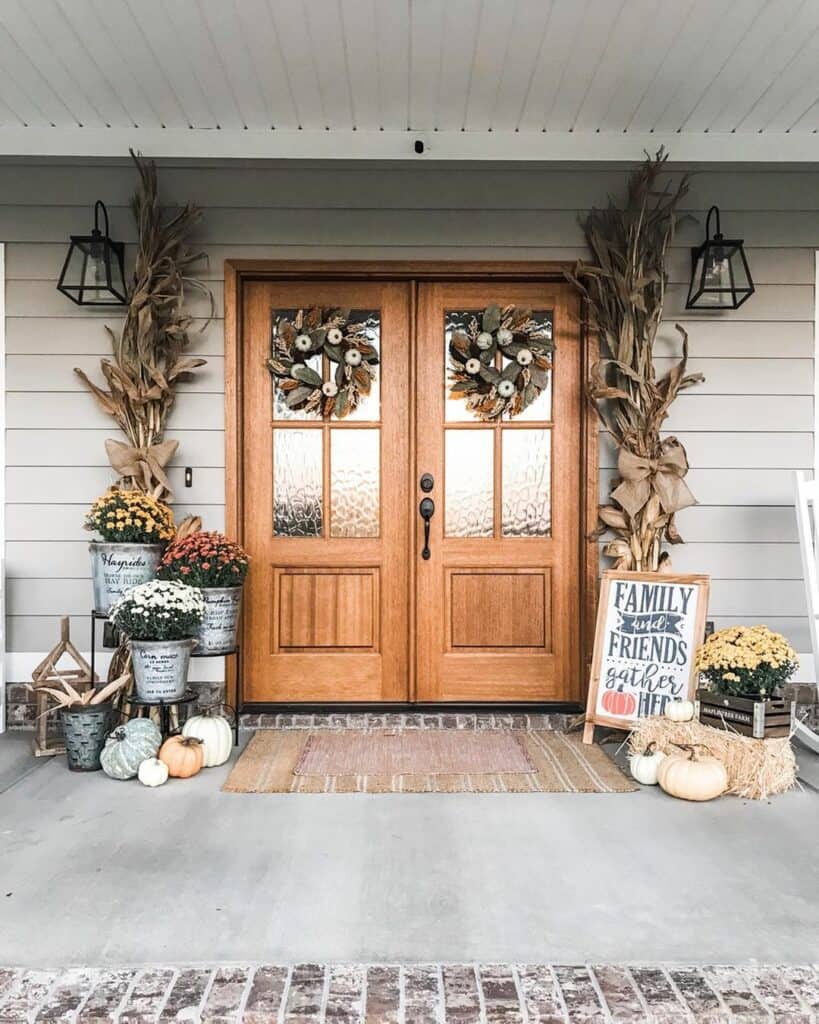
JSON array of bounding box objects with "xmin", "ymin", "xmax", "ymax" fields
[{"xmin": 58, "ymin": 236, "xmax": 126, "ymax": 305}]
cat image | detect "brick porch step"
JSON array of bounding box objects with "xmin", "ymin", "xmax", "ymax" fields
[
  {"xmin": 238, "ymin": 710, "xmax": 577, "ymax": 731},
  {"xmin": 1, "ymin": 962, "xmax": 816, "ymax": 1021}
]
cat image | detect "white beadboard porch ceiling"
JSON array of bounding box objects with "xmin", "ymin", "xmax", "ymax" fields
[{"xmin": 1, "ymin": 0, "xmax": 819, "ymax": 161}]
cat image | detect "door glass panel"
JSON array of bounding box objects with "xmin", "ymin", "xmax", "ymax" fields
[
  {"xmin": 501, "ymin": 310, "xmax": 553, "ymax": 421},
  {"xmin": 502, "ymin": 429, "xmax": 551, "ymax": 537},
  {"xmin": 444, "ymin": 310, "xmax": 480, "ymax": 422},
  {"xmin": 331, "ymin": 428, "xmax": 380, "ymax": 537},
  {"xmin": 345, "ymin": 310, "xmax": 381, "ymax": 422},
  {"xmin": 271, "ymin": 310, "xmax": 322, "ymax": 421},
  {"xmin": 273, "ymin": 429, "xmax": 323, "ymax": 536},
  {"xmin": 445, "ymin": 429, "xmax": 493, "ymax": 537}
]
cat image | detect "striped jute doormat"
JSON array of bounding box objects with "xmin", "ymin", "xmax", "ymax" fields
[{"xmin": 222, "ymin": 729, "xmax": 636, "ymax": 794}]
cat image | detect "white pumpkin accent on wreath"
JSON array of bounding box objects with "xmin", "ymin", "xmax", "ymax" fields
[
  {"xmin": 326, "ymin": 327, "xmax": 343, "ymax": 345},
  {"xmin": 322, "ymin": 381, "xmax": 339, "ymax": 398},
  {"xmin": 496, "ymin": 327, "xmax": 513, "ymax": 345},
  {"xmin": 138, "ymin": 757, "xmax": 169, "ymax": 787},
  {"xmin": 665, "ymin": 699, "xmax": 695, "ymax": 723},
  {"xmin": 344, "ymin": 348, "xmax": 362, "ymax": 367},
  {"xmin": 629, "ymin": 742, "xmax": 666, "ymax": 786},
  {"xmin": 476, "ymin": 331, "xmax": 494, "ymax": 350},
  {"xmin": 465, "ymin": 358, "xmax": 482, "ymax": 375},
  {"xmin": 294, "ymin": 333, "xmax": 313, "ymax": 353},
  {"xmin": 497, "ymin": 380, "xmax": 516, "ymax": 398},
  {"xmin": 516, "ymin": 348, "xmax": 534, "ymax": 366},
  {"xmin": 182, "ymin": 712, "xmax": 233, "ymax": 768}
]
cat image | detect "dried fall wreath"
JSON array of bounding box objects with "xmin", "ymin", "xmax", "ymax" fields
[
  {"xmin": 447, "ymin": 304, "xmax": 554, "ymax": 421},
  {"xmin": 267, "ymin": 307, "xmax": 379, "ymax": 419}
]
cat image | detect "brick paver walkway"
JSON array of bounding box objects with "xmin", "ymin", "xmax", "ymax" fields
[{"xmin": 1, "ymin": 963, "xmax": 818, "ymax": 1022}]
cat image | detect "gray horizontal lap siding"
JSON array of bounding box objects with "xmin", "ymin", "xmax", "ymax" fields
[{"xmin": 2, "ymin": 161, "xmax": 812, "ymax": 660}]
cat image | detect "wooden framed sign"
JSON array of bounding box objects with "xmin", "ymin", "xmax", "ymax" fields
[{"xmin": 583, "ymin": 571, "xmax": 710, "ymax": 743}]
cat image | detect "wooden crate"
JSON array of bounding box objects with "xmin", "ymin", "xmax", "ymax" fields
[{"xmin": 696, "ymin": 688, "xmax": 793, "ymax": 739}]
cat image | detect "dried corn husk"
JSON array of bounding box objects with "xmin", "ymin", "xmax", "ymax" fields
[
  {"xmin": 566, "ymin": 149, "xmax": 704, "ymax": 572},
  {"xmin": 75, "ymin": 151, "xmax": 212, "ymax": 501}
]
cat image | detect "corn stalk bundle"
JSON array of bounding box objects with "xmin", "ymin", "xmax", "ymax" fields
[
  {"xmin": 75, "ymin": 150, "xmax": 212, "ymax": 501},
  {"xmin": 566, "ymin": 149, "xmax": 703, "ymax": 572}
]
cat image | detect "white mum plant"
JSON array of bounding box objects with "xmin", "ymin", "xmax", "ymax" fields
[{"xmin": 110, "ymin": 579, "xmax": 204, "ymax": 641}]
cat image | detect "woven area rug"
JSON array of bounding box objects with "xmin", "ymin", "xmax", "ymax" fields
[{"xmin": 222, "ymin": 729, "xmax": 636, "ymax": 794}]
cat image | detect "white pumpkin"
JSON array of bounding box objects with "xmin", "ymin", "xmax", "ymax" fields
[
  {"xmin": 629, "ymin": 742, "xmax": 666, "ymax": 786},
  {"xmin": 665, "ymin": 699, "xmax": 695, "ymax": 723},
  {"xmin": 100, "ymin": 718, "xmax": 162, "ymax": 780},
  {"xmin": 182, "ymin": 713, "xmax": 233, "ymax": 767},
  {"xmin": 657, "ymin": 745, "xmax": 728, "ymax": 802},
  {"xmin": 137, "ymin": 757, "xmax": 169, "ymax": 788}
]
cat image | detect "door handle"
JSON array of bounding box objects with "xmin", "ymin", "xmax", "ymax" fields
[{"xmin": 419, "ymin": 497, "xmax": 435, "ymax": 560}]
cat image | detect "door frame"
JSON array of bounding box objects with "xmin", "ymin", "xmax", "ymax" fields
[{"xmin": 224, "ymin": 260, "xmax": 598, "ymax": 710}]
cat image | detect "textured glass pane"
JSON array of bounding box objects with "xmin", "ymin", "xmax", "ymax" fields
[
  {"xmin": 445, "ymin": 430, "xmax": 493, "ymax": 537},
  {"xmin": 445, "ymin": 310, "xmax": 480, "ymax": 422},
  {"xmin": 273, "ymin": 429, "xmax": 323, "ymax": 536},
  {"xmin": 345, "ymin": 310, "xmax": 381, "ymax": 422},
  {"xmin": 271, "ymin": 309, "xmax": 322, "ymax": 421},
  {"xmin": 502, "ymin": 429, "xmax": 551, "ymax": 537},
  {"xmin": 502, "ymin": 309, "xmax": 553, "ymax": 421},
  {"xmin": 331, "ymin": 429, "xmax": 380, "ymax": 537}
]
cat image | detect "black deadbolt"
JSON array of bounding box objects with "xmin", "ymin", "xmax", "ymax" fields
[{"xmin": 420, "ymin": 473, "xmax": 434, "ymax": 493}]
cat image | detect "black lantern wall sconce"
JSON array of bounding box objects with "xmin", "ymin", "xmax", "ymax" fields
[
  {"xmin": 56, "ymin": 200, "xmax": 127, "ymax": 306},
  {"xmin": 686, "ymin": 205, "xmax": 754, "ymax": 310}
]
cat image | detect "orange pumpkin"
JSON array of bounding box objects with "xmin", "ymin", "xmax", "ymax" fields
[{"xmin": 158, "ymin": 735, "xmax": 203, "ymax": 778}]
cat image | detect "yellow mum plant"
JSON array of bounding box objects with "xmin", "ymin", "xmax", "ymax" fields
[
  {"xmin": 694, "ymin": 625, "xmax": 798, "ymax": 698},
  {"xmin": 85, "ymin": 488, "xmax": 175, "ymax": 544}
]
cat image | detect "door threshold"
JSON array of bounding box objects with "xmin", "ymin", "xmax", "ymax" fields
[{"xmin": 240, "ymin": 701, "xmax": 584, "ymax": 714}]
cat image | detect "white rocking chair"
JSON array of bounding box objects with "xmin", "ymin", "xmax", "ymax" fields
[{"xmin": 793, "ymin": 470, "xmax": 819, "ymax": 753}]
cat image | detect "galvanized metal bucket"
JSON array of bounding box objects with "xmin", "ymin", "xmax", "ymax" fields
[
  {"xmin": 61, "ymin": 702, "xmax": 112, "ymax": 771},
  {"xmin": 89, "ymin": 542, "xmax": 164, "ymax": 615},
  {"xmin": 130, "ymin": 638, "xmax": 197, "ymax": 702},
  {"xmin": 197, "ymin": 587, "xmax": 242, "ymax": 654}
]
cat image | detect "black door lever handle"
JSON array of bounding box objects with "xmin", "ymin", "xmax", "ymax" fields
[{"xmin": 419, "ymin": 497, "xmax": 435, "ymax": 560}]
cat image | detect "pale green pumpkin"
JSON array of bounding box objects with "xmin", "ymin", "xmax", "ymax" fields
[{"xmin": 101, "ymin": 718, "xmax": 162, "ymax": 780}]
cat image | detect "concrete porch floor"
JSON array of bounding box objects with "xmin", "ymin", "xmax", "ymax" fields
[{"xmin": 1, "ymin": 731, "xmax": 818, "ymax": 968}]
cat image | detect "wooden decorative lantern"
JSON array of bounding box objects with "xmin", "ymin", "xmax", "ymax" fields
[{"xmin": 31, "ymin": 617, "xmax": 97, "ymax": 757}]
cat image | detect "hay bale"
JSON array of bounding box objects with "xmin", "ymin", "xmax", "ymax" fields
[{"xmin": 629, "ymin": 718, "xmax": 796, "ymax": 801}]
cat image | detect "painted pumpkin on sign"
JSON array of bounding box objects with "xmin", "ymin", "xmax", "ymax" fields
[
  {"xmin": 100, "ymin": 718, "xmax": 162, "ymax": 780},
  {"xmin": 159, "ymin": 735, "xmax": 204, "ymax": 778},
  {"xmin": 601, "ymin": 688, "xmax": 637, "ymax": 718}
]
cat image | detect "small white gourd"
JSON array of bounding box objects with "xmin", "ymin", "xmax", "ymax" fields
[
  {"xmin": 629, "ymin": 742, "xmax": 666, "ymax": 786},
  {"xmin": 665, "ymin": 699, "xmax": 695, "ymax": 723},
  {"xmin": 137, "ymin": 757, "xmax": 169, "ymax": 788},
  {"xmin": 182, "ymin": 712, "xmax": 232, "ymax": 767}
]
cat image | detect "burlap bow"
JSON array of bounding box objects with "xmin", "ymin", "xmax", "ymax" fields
[
  {"xmin": 104, "ymin": 438, "xmax": 179, "ymax": 498},
  {"xmin": 611, "ymin": 440, "xmax": 696, "ymax": 518}
]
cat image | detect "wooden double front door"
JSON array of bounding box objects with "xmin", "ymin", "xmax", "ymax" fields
[{"xmin": 237, "ymin": 273, "xmax": 584, "ymax": 705}]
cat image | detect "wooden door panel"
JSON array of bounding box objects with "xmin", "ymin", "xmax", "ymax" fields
[
  {"xmin": 448, "ymin": 569, "xmax": 550, "ymax": 649},
  {"xmin": 241, "ymin": 280, "xmax": 410, "ymax": 703},
  {"xmin": 414, "ymin": 282, "xmax": 582, "ymax": 703},
  {"xmin": 276, "ymin": 568, "xmax": 378, "ymax": 649}
]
